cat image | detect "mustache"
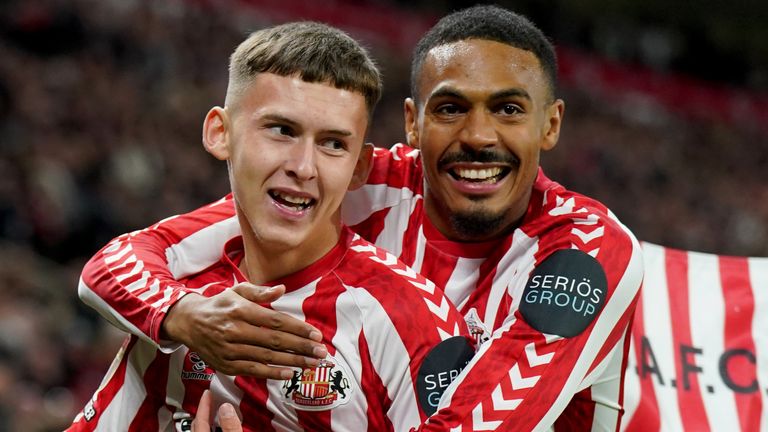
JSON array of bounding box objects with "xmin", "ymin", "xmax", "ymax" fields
[{"xmin": 437, "ymin": 149, "xmax": 519, "ymax": 169}]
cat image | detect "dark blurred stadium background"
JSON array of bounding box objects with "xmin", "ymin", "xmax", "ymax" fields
[{"xmin": 0, "ymin": 0, "xmax": 765, "ymax": 429}]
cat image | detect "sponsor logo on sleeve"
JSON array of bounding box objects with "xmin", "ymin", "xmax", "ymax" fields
[
  {"xmin": 83, "ymin": 398, "xmax": 97, "ymax": 421},
  {"xmin": 281, "ymin": 356, "xmax": 353, "ymax": 411},
  {"xmin": 416, "ymin": 336, "xmax": 475, "ymax": 415},
  {"xmin": 181, "ymin": 351, "xmax": 215, "ymax": 381},
  {"xmin": 519, "ymin": 249, "xmax": 607, "ymax": 337}
]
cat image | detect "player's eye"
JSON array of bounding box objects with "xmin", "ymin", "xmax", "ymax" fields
[
  {"xmin": 435, "ymin": 104, "xmax": 464, "ymax": 116},
  {"xmin": 268, "ymin": 124, "xmax": 294, "ymax": 137},
  {"xmin": 495, "ymin": 103, "xmax": 522, "ymax": 115},
  {"xmin": 320, "ymin": 139, "xmax": 346, "ymax": 151}
]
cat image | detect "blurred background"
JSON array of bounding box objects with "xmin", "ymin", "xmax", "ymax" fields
[{"xmin": 0, "ymin": 0, "xmax": 766, "ymax": 429}]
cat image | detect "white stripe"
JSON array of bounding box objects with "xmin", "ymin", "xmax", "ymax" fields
[
  {"xmin": 372, "ymin": 196, "xmax": 420, "ymax": 259},
  {"xmin": 443, "ymin": 257, "xmax": 482, "ymax": 311},
  {"xmin": 342, "ymin": 183, "xmax": 414, "ymax": 226},
  {"xmin": 95, "ymin": 341, "xmax": 158, "ymax": 430},
  {"xmin": 115, "ymin": 259, "xmax": 142, "ymax": 282},
  {"xmin": 268, "ymin": 281, "xmax": 316, "ymax": 430},
  {"xmin": 588, "ymin": 335, "xmax": 626, "ymax": 431},
  {"xmin": 352, "ymin": 286, "xmax": 421, "ymax": 431},
  {"xmin": 330, "ymin": 289, "xmax": 369, "ymax": 430},
  {"xmin": 78, "ymin": 277, "xmax": 181, "ymax": 351},
  {"xmin": 688, "ymin": 251, "xmax": 739, "ymax": 428},
  {"xmin": 491, "ymin": 229, "xmax": 538, "ymax": 327},
  {"xmin": 125, "ymin": 270, "xmax": 150, "ymax": 294},
  {"xmin": 620, "ymin": 336, "xmax": 640, "ymax": 431},
  {"xmin": 748, "ymin": 256, "xmax": 768, "ymax": 432},
  {"xmin": 639, "ymin": 243, "xmax": 685, "ymax": 431},
  {"xmin": 104, "ymin": 243, "xmax": 132, "ymax": 264},
  {"xmin": 410, "ymin": 225, "xmax": 426, "ymax": 272},
  {"xmin": 137, "ymin": 278, "xmax": 161, "ymax": 302},
  {"xmin": 164, "ymin": 349, "xmax": 186, "ymax": 420},
  {"xmin": 209, "ymin": 374, "xmax": 245, "ymax": 425},
  {"xmin": 166, "ymin": 216, "xmax": 240, "ymax": 279}
]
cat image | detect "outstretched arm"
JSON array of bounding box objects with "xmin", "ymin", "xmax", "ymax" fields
[{"xmin": 79, "ymin": 195, "xmax": 327, "ymax": 379}]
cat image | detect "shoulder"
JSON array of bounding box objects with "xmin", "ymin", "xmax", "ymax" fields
[{"xmin": 525, "ymin": 171, "xmax": 640, "ymax": 261}]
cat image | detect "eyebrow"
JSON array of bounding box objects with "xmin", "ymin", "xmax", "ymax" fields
[
  {"xmin": 427, "ymin": 86, "xmax": 532, "ymax": 103},
  {"xmin": 261, "ymin": 113, "xmax": 353, "ymax": 137}
]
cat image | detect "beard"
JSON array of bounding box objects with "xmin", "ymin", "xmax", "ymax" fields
[{"xmin": 448, "ymin": 208, "xmax": 508, "ymax": 241}]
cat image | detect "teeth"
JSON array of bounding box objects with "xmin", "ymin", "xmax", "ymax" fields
[
  {"xmin": 455, "ymin": 167, "xmax": 502, "ymax": 180},
  {"xmin": 274, "ymin": 192, "xmax": 312, "ymax": 206}
]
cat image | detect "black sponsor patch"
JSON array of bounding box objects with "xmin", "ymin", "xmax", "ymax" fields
[
  {"xmin": 519, "ymin": 249, "xmax": 607, "ymax": 337},
  {"xmin": 416, "ymin": 336, "xmax": 474, "ymax": 416}
]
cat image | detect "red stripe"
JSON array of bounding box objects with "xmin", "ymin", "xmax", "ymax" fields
[
  {"xmin": 554, "ymin": 388, "xmax": 595, "ymax": 431},
  {"xmin": 665, "ymin": 249, "xmax": 710, "ymax": 431},
  {"xmin": 623, "ymin": 282, "xmax": 660, "ymax": 432},
  {"xmin": 358, "ymin": 333, "xmax": 395, "ymax": 431},
  {"xmin": 294, "ymin": 276, "xmax": 346, "ymax": 430},
  {"xmin": 397, "ymin": 200, "xmax": 423, "ymax": 267},
  {"xmin": 419, "ymin": 243, "xmax": 459, "ymax": 300},
  {"xmin": 719, "ymin": 256, "xmax": 762, "ymax": 430},
  {"xmin": 235, "ymin": 376, "xmax": 275, "ymax": 431},
  {"xmin": 350, "ymin": 207, "xmax": 390, "ymax": 246},
  {"xmin": 128, "ymin": 353, "xmax": 170, "ymax": 431}
]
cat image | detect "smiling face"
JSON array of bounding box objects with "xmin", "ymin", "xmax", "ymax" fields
[
  {"xmin": 405, "ymin": 39, "xmax": 564, "ymax": 242},
  {"xmin": 204, "ymin": 73, "xmax": 370, "ymax": 274}
]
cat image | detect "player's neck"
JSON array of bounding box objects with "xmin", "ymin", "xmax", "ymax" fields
[{"xmin": 238, "ymin": 223, "xmax": 343, "ymax": 284}]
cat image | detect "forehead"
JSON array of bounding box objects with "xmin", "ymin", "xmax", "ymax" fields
[
  {"xmin": 238, "ymin": 73, "xmax": 368, "ymax": 131},
  {"xmin": 419, "ymin": 39, "xmax": 549, "ymax": 103}
]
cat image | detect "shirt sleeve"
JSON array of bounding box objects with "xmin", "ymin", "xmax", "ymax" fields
[
  {"xmin": 78, "ymin": 195, "xmax": 238, "ymax": 350},
  {"xmin": 415, "ymin": 223, "xmax": 644, "ymax": 431}
]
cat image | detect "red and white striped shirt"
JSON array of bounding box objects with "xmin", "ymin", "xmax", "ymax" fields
[
  {"xmin": 77, "ymin": 144, "xmax": 643, "ymax": 431},
  {"xmin": 70, "ymin": 227, "xmax": 472, "ymax": 431}
]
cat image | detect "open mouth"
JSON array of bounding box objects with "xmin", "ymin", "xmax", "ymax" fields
[
  {"xmin": 448, "ymin": 166, "xmax": 511, "ymax": 184},
  {"xmin": 268, "ymin": 190, "xmax": 316, "ymax": 211}
]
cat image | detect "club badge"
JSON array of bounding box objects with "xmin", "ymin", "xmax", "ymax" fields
[{"xmin": 282, "ymin": 358, "xmax": 352, "ymax": 411}]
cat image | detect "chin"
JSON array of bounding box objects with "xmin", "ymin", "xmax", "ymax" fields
[{"xmin": 448, "ymin": 210, "xmax": 508, "ymax": 241}]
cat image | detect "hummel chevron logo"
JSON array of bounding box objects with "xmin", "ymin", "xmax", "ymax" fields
[
  {"xmin": 352, "ymin": 242, "xmax": 459, "ymax": 338},
  {"xmin": 426, "ymin": 296, "xmax": 452, "ymax": 322},
  {"xmin": 524, "ymin": 342, "xmax": 554, "ymax": 367},
  {"xmin": 471, "ymin": 404, "xmax": 502, "ymax": 431},
  {"xmin": 572, "ymin": 226, "xmax": 604, "ymax": 244},
  {"xmin": 491, "ymin": 384, "xmax": 522, "ymax": 411}
]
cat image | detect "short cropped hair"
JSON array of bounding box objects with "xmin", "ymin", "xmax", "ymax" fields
[
  {"xmin": 227, "ymin": 22, "xmax": 382, "ymax": 116},
  {"xmin": 411, "ymin": 5, "xmax": 558, "ymax": 102}
]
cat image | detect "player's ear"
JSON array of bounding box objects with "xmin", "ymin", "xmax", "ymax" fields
[
  {"xmin": 348, "ymin": 142, "xmax": 374, "ymax": 191},
  {"xmin": 541, "ymin": 99, "xmax": 564, "ymax": 152},
  {"xmin": 203, "ymin": 107, "xmax": 231, "ymax": 160},
  {"xmin": 404, "ymin": 98, "xmax": 420, "ymax": 149}
]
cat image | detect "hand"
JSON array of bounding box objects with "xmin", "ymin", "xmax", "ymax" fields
[
  {"xmin": 162, "ymin": 282, "xmax": 328, "ymax": 379},
  {"xmin": 192, "ymin": 390, "xmax": 242, "ymax": 432}
]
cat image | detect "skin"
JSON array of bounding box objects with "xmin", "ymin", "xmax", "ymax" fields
[
  {"xmin": 405, "ymin": 39, "xmax": 564, "ymax": 242},
  {"xmin": 162, "ymin": 73, "xmax": 373, "ymax": 379},
  {"xmin": 188, "ymin": 39, "xmax": 567, "ymax": 429}
]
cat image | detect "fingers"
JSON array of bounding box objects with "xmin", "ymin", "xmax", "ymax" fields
[
  {"xmin": 231, "ymin": 324, "xmax": 328, "ymax": 359},
  {"xmin": 231, "ymin": 284, "xmax": 324, "ymax": 343},
  {"xmin": 217, "ymin": 403, "xmax": 242, "ymax": 432},
  {"xmin": 191, "ymin": 390, "xmax": 212, "ymax": 432},
  {"xmin": 210, "ymin": 359, "xmax": 296, "ymax": 380},
  {"xmin": 233, "ymin": 282, "xmax": 285, "ymax": 303}
]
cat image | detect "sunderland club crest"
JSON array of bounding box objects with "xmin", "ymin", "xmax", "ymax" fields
[{"xmin": 282, "ymin": 358, "xmax": 352, "ymax": 411}]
